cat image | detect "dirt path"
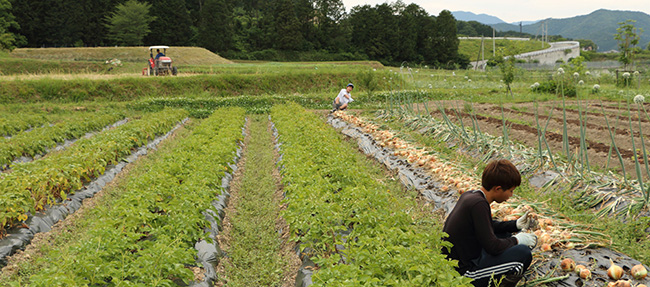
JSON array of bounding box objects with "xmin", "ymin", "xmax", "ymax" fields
[
  {"xmin": 215, "ymin": 115, "xmax": 300, "ymax": 287},
  {"xmin": 475, "ymin": 102, "xmax": 650, "ymax": 161}
]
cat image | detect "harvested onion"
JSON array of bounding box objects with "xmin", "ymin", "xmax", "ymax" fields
[
  {"xmin": 607, "ymin": 260, "xmax": 624, "ymax": 280},
  {"xmin": 607, "ymin": 280, "xmax": 631, "ymax": 287},
  {"xmin": 579, "ymin": 268, "xmax": 591, "ymax": 280},
  {"xmin": 560, "ymin": 258, "xmax": 575, "ymax": 272},
  {"xmin": 575, "ymin": 264, "xmax": 587, "ymax": 274},
  {"xmin": 631, "ymin": 264, "xmax": 648, "ymax": 280}
]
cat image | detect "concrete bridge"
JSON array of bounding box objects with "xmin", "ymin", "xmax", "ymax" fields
[{"xmin": 471, "ymin": 41, "xmax": 581, "ymax": 70}]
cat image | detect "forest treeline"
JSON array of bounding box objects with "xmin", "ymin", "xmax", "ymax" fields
[{"xmin": 2, "ymin": 0, "xmax": 535, "ymax": 67}]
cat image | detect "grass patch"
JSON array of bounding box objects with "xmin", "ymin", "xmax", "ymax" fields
[
  {"xmin": 218, "ymin": 115, "xmax": 286, "ymax": 286},
  {"xmin": 458, "ymin": 39, "xmax": 550, "ymax": 61},
  {"xmin": 9, "ymin": 46, "xmax": 232, "ymax": 65}
]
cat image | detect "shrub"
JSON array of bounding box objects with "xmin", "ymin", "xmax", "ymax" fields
[{"xmin": 531, "ymin": 80, "xmax": 577, "ymax": 97}]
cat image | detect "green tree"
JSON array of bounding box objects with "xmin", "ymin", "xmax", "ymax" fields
[
  {"xmin": 314, "ymin": 0, "xmax": 345, "ymax": 51},
  {"xmin": 144, "ymin": 0, "xmax": 193, "ymax": 45},
  {"xmin": 198, "ymin": 0, "xmax": 234, "ymax": 53},
  {"xmin": 614, "ymin": 19, "xmax": 642, "ymax": 70},
  {"xmin": 434, "ymin": 10, "xmax": 460, "ymax": 68},
  {"xmin": 105, "ymin": 0, "xmax": 156, "ymax": 46},
  {"xmin": 395, "ymin": 3, "xmax": 420, "ymax": 63},
  {"xmin": 0, "ymin": 0, "xmax": 19, "ymax": 50},
  {"xmin": 294, "ymin": 0, "xmax": 316, "ymax": 50},
  {"xmin": 274, "ymin": 0, "xmax": 303, "ymax": 51},
  {"xmin": 350, "ymin": 5, "xmax": 380, "ymax": 60},
  {"xmin": 498, "ymin": 49, "xmax": 516, "ymax": 97},
  {"xmin": 456, "ymin": 21, "xmax": 477, "ymax": 37},
  {"xmin": 80, "ymin": 0, "xmax": 116, "ymax": 46},
  {"xmin": 577, "ymin": 39, "xmax": 597, "ymax": 51}
]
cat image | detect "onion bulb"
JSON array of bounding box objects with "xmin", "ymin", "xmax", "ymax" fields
[
  {"xmin": 575, "ymin": 264, "xmax": 587, "ymax": 274},
  {"xmin": 631, "ymin": 264, "xmax": 648, "ymax": 280},
  {"xmin": 609, "ymin": 280, "xmax": 631, "ymax": 287},
  {"xmin": 607, "ymin": 260, "xmax": 624, "ymax": 280},
  {"xmin": 579, "ymin": 268, "xmax": 591, "ymax": 280},
  {"xmin": 560, "ymin": 258, "xmax": 575, "ymax": 272}
]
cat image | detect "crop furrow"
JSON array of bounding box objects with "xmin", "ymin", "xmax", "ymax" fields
[
  {"xmin": 1, "ymin": 107, "xmax": 246, "ymax": 286},
  {"xmin": 435, "ymin": 108, "xmax": 648, "ymax": 164},
  {"xmin": 0, "ymin": 109, "xmax": 188, "ymax": 236},
  {"xmin": 214, "ymin": 115, "xmax": 297, "ymax": 287},
  {"xmin": 0, "ymin": 115, "xmax": 129, "ymax": 171}
]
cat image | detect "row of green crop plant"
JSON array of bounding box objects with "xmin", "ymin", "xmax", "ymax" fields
[
  {"xmin": 0, "ymin": 110, "xmax": 126, "ymax": 168},
  {"xmin": 131, "ymin": 92, "xmax": 400, "ymax": 117},
  {"xmin": 4, "ymin": 108, "xmax": 246, "ymax": 286},
  {"xmin": 270, "ymin": 103, "xmax": 472, "ymax": 286},
  {"xmin": 0, "ymin": 108, "xmax": 188, "ymax": 235},
  {"xmin": 0, "ymin": 113, "xmax": 50, "ymax": 137}
]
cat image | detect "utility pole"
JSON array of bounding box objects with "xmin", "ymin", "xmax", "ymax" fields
[
  {"xmin": 520, "ymin": 22, "xmax": 522, "ymax": 34},
  {"xmin": 481, "ymin": 35, "xmax": 485, "ymax": 61},
  {"xmin": 493, "ymin": 28, "xmax": 496, "ymax": 57},
  {"xmin": 544, "ymin": 21, "xmax": 548, "ymax": 45}
]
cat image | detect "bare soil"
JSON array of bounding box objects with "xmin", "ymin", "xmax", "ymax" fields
[{"xmin": 416, "ymin": 100, "xmax": 650, "ymax": 180}]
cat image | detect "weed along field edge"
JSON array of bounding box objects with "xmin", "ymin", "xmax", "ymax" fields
[{"xmin": 2, "ymin": 46, "xmax": 650, "ymax": 286}]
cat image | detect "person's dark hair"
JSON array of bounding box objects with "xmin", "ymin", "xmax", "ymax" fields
[{"xmin": 481, "ymin": 159, "xmax": 521, "ymax": 191}]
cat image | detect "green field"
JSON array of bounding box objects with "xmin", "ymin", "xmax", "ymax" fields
[
  {"xmin": 459, "ymin": 38, "xmax": 551, "ymax": 60},
  {"xmin": 1, "ymin": 47, "xmax": 650, "ymax": 286}
]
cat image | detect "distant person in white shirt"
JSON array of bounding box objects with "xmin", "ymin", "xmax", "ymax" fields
[{"xmin": 331, "ymin": 83, "xmax": 354, "ymax": 112}]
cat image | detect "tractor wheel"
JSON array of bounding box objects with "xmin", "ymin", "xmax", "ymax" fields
[{"xmin": 172, "ymin": 67, "xmax": 178, "ymax": 76}]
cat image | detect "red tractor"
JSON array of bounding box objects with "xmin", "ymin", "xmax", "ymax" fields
[{"xmin": 144, "ymin": 46, "xmax": 178, "ymax": 76}]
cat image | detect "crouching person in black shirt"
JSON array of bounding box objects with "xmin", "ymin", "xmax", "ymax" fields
[{"xmin": 443, "ymin": 159, "xmax": 535, "ymax": 287}]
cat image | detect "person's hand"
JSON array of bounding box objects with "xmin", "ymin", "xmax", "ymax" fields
[
  {"xmin": 516, "ymin": 211, "xmax": 531, "ymax": 230},
  {"xmin": 514, "ymin": 232, "xmax": 537, "ymax": 249}
]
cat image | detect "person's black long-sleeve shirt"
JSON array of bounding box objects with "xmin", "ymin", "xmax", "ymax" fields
[{"xmin": 442, "ymin": 190, "xmax": 519, "ymax": 274}]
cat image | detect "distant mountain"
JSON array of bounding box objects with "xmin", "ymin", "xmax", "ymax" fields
[
  {"xmin": 490, "ymin": 9, "xmax": 650, "ymax": 51},
  {"xmin": 452, "ymin": 11, "xmax": 506, "ymax": 24},
  {"xmin": 517, "ymin": 20, "xmax": 539, "ymax": 25}
]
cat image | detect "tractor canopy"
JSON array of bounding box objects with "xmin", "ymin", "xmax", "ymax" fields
[{"xmin": 148, "ymin": 45, "xmax": 169, "ymax": 52}]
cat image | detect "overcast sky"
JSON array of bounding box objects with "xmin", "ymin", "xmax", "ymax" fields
[{"xmin": 340, "ymin": 0, "xmax": 650, "ymax": 23}]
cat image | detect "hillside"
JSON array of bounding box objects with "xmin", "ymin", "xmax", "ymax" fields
[
  {"xmin": 491, "ymin": 9, "xmax": 650, "ymax": 51},
  {"xmin": 9, "ymin": 46, "xmax": 233, "ymax": 66},
  {"xmin": 458, "ymin": 39, "xmax": 550, "ymax": 60}
]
